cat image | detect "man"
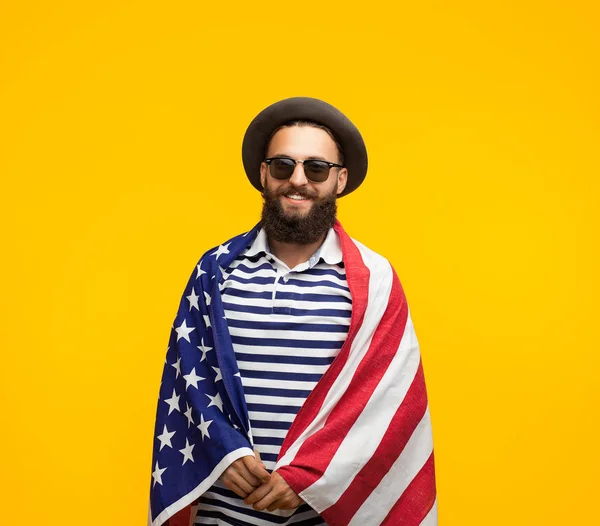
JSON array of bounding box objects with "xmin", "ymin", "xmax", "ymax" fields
[{"xmin": 149, "ymin": 97, "xmax": 437, "ymax": 526}]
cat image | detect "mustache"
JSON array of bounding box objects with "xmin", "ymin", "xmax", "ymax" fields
[{"xmin": 267, "ymin": 185, "xmax": 319, "ymax": 200}]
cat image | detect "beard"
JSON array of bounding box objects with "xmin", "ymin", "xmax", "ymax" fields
[{"xmin": 260, "ymin": 184, "xmax": 338, "ymax": 245}]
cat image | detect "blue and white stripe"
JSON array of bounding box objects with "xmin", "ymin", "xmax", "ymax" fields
[{"xmin": 195, "ymin": 227, "xmax": 351, "ymax": 525}]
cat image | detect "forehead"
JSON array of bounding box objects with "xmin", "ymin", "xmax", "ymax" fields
[{"xmin": 266, "ymin": 125, "xmax": 339, "ymax": 160}]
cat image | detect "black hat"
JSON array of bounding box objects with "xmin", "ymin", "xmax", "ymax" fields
[{"xmin": 242, "ymin": 97, "xmax": 368, "ymax": 197}]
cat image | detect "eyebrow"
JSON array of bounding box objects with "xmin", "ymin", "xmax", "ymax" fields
[{"xmin": 269, "ymin": 153, "xmax": 329, "ymax": 161}]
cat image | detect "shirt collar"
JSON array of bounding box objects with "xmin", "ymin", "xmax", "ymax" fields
[{"xmin": 244, "ymin": 227, "xmax": 343, "ymax": 265}]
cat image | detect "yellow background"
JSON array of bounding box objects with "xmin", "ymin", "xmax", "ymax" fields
[{"xmin": 1, "ymin": 1, "xmax": 598, "ymax": 524}]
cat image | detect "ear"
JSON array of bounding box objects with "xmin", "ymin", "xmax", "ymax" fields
[
  {"xmin": 336, "ymin": 168, "xmax": 348, "ymax": 195},
  {"xmin": 260, "ymin": 162, "xmax": 268, "ymax": 189}
]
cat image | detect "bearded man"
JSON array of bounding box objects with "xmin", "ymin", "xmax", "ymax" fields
[{"xmin": 149, "ymin": 97, "xmax": 437, "ymax": 526}]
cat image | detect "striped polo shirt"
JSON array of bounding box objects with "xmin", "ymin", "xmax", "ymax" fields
[{"xmin": 195, "ymin": 227, "xmax": 352, "ymax": 526}]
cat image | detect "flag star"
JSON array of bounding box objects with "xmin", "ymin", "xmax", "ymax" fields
[
  {"xmin": 152, "ymin": 461, "xmax": 167, "ymax": 487},
  {"xmin": 234, "ymin": 372, "xmax": 241, "ymax": 378},
  {"xmin": 212, "ymin": 243, "xmax": 230, "ymax": 260},
  {"xmin": 186, "ymin": 287, "xmax": 200, "ymax": 311},
  {"xmin": 198, "ymin": 338, "xmax": 212, "ymax": 362},
  {"xmin": 184, "ymin": 403, "xmax": 194, "ymax": 428},
  {"xmin": 171, "ymin": 356, "xmax": 181, "ymax": 378},
  {"xmin": 175, "ymin": 319, "xmax": 195, "ymax": 342},
  {"xmin": 197, "ymin": 413, "xmax": 213, "ymax": 441},
  {"xmin": 179, "ymin": 438, "xmax": 195, "ymax": 465},
  {"xmin": 203, "ymin": 314, "xmax": 211, "ymax": 328},
  {"xmin": 203, "ymin": 291, "xmax": 211, "ymax": 306},
  {"xmin": 156, "ymin": 425, "xmax": 176, "ymax": 451},
  {"xmin": 206, "ymin": 392, "xmax": 224, "ymax": 412},
  {"xmin": 196, "ymin": 264, "xmax": 206, "ymax": 279},
  {"xmin": 164, "ymin": 388, "xmax": 180, "ymax": 415},
  {"xmin": 183, "ymin": 367, "xmax": 205, "ymax": 390},
  {"xmin": 212, "ymin": 366, "xmax": 222, "ymax": 382}
]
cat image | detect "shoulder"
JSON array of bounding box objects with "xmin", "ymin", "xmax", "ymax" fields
[
  {"xmin": 197, "ymin": 226, "xmax": 259, "ymax": 271},
  {"xmin": 346, "ymin": 235, "xmax": 394, "ymax": 275}
]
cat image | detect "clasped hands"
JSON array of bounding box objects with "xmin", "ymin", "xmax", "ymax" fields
[{"xmin": 219, "ymin": 450, "xmax": 303, "ymax": 512}]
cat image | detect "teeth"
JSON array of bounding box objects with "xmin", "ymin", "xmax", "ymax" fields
[{"xmin": 287, "ymin": 194, "xmax": 307, "ymax": 200}]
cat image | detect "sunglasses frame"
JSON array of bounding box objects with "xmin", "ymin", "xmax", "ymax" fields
[{"xmin": 264, "ymin": 156, "xmax": 344, "ymax": 183}]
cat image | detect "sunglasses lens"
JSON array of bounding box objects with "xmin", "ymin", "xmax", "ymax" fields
[
  {"xmin": 303, "ymin": 160, "xmax": 331, "ymax": 182},
  {"xmin": 270, "ymin": 158, "xmax": 296, "ymax": 179}
]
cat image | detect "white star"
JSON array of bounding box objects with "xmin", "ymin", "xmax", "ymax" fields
[
  {"xmin": 234, "ymin": 372, "xmax": 241, "ymax": 378},
  {"xmin": 212, "ymin": 366, "xmax": 222, "ymax": 382},
  {"xmin": 171, "ymin": 356, "xmax": 181, "ymax": 378},
  {"xmin": 152, "ymin": 461, "xmax": 167, "ymax": 487},
  {"xmin": 186, "ymin": 287, "xmax": 200, "ymax": 311},
  {"xmin": 206, "ymin": 392, "xmax": 224, "ymax": 412},
  {"xmin": 156, "ymin": 425, "xmax": 176, "ymax": 451},
  {"xmin": 197, "ymin": 413, "xmax": 213, "ymax": 441},
  {"xmin": 198, "ymin": 338, "xmax": 212, "ymax": 362},
  {"xmin": 203, "ymin": 314, "xmax": 211, "ymax": 328},
  {"xmin": 212, "ymin": 243, "xmax": 230, "ymax": 260},
  {"xmin": 175, "ymin": 319, "xmax": 195, "ymax": 342},
  {"xmin": 179, "ymin": 438, "xmax": 195, "ymax": 465},
  {"xmin": 183, "ymin": 367, "xmax": 205, "ymax": 390},
  {"xmin": 184, "ymin": 403, "xmax": 194, "ymax": 428},
  {"xmin": 203, "ymin": 291, "xmax": 211, "ymax": 306},
  {"xmin": 164, "ymin": 388, "xmax": 180, "ymax": 415},
  {"xmin": 196, "ymin": 264, "xmax": 206, "ymax": 279}
]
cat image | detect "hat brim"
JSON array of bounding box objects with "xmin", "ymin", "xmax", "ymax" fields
[{"xmin": 242, "ymin": 97, "xmax": 367, "ymax": 198}]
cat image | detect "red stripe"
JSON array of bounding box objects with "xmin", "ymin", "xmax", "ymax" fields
[
  {"xmin": 278, "ymin": 255, "xmax": 408, "ymax": 494},
  {"xmin": 278, "ymin": 221, "xmax": 370, "ymax": 458},
  {"xmin": 381, "ymin": 452, "xmax": 437, "ymax": 526},
  {"xmin": 322, "ymin": 360, "xmax": 429, "ymax": 524}
]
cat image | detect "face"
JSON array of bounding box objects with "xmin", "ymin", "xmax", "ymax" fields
[
  {"xmin": 260, "ymin": 126, "xmax": 348, "ymax": 218},
  {"xmin": 259, "ymin": 125, "xmax": 348, "ymax": 244}
]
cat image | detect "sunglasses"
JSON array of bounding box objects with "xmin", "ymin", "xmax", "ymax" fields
[{"xmin": 264, "ymin": 157, "xmax": 343, "ymax": 183}]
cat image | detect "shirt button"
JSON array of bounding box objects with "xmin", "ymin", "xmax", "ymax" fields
[{"xmin": 282, "ymin": 276, "xmax": 289, "ymax": 283}]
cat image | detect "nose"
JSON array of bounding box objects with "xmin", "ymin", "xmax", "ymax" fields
[{"xmin": 288, "ymin": 161, "xmax": 309, "ymax": 186}]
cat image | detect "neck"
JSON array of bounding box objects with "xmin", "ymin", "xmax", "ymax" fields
[{"xmin": 268, "ymin": 233, "xmax": 327, "ymax": 269}]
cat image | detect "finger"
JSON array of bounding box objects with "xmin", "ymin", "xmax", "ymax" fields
[
  {"xmin": 243, "ymin": 456, "xmax": 271, "ymax": 484},
  {"xmin": 223, "ymin": 479, "xmax": 249, "ymax": 499},
  {"xmin": 266, "ymin": 498, "xmax": 286, "ymax": 512},
  {"xmin": 252, "ymin": 489, "xmax": 279, "ymax": 511},
  {"xmin": 244, "ymin": 482, "xmax": 272, "ymax": 506},
  {"xmin": 236, "ymin": 461, "xmax": 261, "ymax": 488},
  {"xmin": 227, "ymin": 470, "xmax": 256, "ymax": 495}
]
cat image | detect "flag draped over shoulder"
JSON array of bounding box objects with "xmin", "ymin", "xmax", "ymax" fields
[{"xmin": 149, "ymin": 220, "xmax": 437, "ymax": 526}]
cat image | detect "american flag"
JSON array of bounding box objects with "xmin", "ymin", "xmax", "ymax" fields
[{"xmin": 149, "ymin": 220, "xmax": 437, "ymax": 526}]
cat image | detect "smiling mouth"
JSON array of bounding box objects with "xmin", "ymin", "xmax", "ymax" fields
[{"xmin": 283, "ymin": 193, "xmax": 309, "ymax": 203}]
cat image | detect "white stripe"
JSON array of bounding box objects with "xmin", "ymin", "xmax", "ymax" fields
[
  {"xmin": 421, "ymin": 498, "xmax": 438, "ymax": 525},
  {"xmin": 348, "ymin": 407, "xmax": 434, "ymax": 525},
  {"xmin": 223, "ymin": 295, "xmax": 352, "ymax": 311},
  {"xmin": 149, "ymin": 446, "xmax": 254, "ymax": 526},
  {"xmin": 233, "ymin": 343, "xmax": 341, "ymax": 358},
  {"xmin": 238, "ymin": 361, "xmax": 330, "ymax": 374},
  {"xmin": 195, "ymin": 502, "xmax": 296, "ymax": 523},
  {"xmin": 248, "ymin": 410, "xmax": 297, "ymax": 422},
  {"xmin": 245, "ymin": 394, "xmax": 307, "ymax": 406},
  {"xmin": 229, "ymin": 326, "xmax": 348, "ymax": 342},
  {"xmin": 251, "ymin": 427, "xmax": 288, "ymax": 438},
  {"xmin": 300, "ymin": 311, "xmax": 421, "ymax": 511},
  {"xmin": 242, "ymin": 377, "xmax": 317, "ymax": 391},
  {"xmin": 275, "ymin": 244, "xmax": 393, "ymax": 471}
]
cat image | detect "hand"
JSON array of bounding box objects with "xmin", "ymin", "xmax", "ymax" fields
[
  {"xmin": 219, "ymin": 451, "xmax": 271, "ymax": 499},
  {"xmin": 244, "ymin": 471, "xmax": 304, "ymax": 512}
]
